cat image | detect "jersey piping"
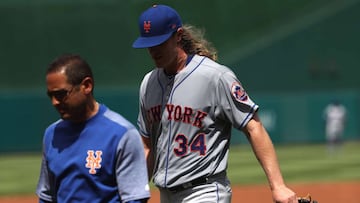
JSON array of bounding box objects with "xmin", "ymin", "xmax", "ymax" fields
[{"xmin": 164, "ymin": 56, "xmax": 207, "ymax": 187}]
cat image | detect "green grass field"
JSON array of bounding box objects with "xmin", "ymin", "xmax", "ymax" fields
[
  {"xmin": 228, "ymin": 141, "xmax": 360, "ymax": 186},
  {"xmin": 0, "ymin": 141, "xmax": 359, "ymax": 196}
]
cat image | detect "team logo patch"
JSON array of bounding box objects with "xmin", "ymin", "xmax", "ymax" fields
[
  {"xmin": 85, "ymin": 150, "xmax": 102, "ymax": 174},
  {"xmin": 231, "ymin": 82, "xmax": 248, "ymax": 102}
]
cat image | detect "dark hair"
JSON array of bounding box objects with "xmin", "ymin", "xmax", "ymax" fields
[{"xmin": 47, "ymin": 54, "xmax": 94, "ymax": 86}]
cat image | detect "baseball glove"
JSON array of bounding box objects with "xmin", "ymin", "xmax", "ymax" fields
[{"xmin": 297, "ymin": 194, "xmax": 318, "ymax": 203}]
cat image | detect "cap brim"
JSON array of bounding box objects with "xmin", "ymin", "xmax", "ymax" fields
[{"xmin": 132, "ymin": 32, "xmax": 173, "ymax": 48}]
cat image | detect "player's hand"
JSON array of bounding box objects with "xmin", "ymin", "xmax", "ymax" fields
[{"xmin": 272, "ymin": 185, "xmax": 297, "ymax": 203}]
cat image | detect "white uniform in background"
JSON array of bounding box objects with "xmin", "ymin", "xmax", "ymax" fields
[{"xmin": 323, "ymin": 101, "xmax": 346, "ymax": 153}]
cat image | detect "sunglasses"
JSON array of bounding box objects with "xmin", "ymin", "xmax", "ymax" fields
[{"xmin": 47, "ymin": 86, "xmax": 76, "ymax": 101}]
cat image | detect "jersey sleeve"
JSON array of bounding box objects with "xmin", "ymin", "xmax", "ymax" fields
[
  {"xmin": 36, "ymin": 135, "xmax": 56, "ymax": 202},
  {"xmin": 137, "ymin": 72, "xmax": 152, "ymax": 137},
  {"xmin": 216, "ymin": 69, "xmax": 259, "ymax": 129},
  {"xmin": 115, "ymin": 128, "xmax": 150, "ymax": 202}
]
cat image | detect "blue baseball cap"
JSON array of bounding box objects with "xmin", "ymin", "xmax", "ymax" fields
[{"xmin": 132, "ymin": 4, "xmax": 182, "ymax": 48}]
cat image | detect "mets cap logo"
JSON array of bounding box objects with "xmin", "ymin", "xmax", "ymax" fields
[
  {"xmin": 143, "ymin": 21, "xmax": 151, "ymax": 33},
  {"xmin": 231, "ymin": 82, "xmax": 248, "ymax": 102}
]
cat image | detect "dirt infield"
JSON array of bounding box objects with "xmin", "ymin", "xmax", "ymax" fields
[{"xmin": 1, "ymin": 181, "xmax": 359, "ymax": 203}]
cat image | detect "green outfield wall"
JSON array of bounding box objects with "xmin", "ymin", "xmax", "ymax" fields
[
  {"xmin": 1, "ymin": 0, "xmax": 360, "ymax": 152},
  {"xmin": 1, "ymin": 89, "xmax": 359, "ymax": 152},
  {"xmin": 234, "ymin": 90, "xmax": 360, "ymax": 144}
]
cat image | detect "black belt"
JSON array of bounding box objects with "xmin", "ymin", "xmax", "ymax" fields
[{"xmin": 167, "ymin": 176, "xmax": 209, "ymax": 192}]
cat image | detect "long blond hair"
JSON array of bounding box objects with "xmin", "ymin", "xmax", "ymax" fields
[{"xmin": 180, "ymin": 24, "xmax": 218, "ymax": 61}]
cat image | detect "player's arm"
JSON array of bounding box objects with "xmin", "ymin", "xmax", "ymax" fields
[
  {"xmin": 115, "ymin": 128, "xmax": 150, "ymax": 202},
  {"xmin": 141, "ymin": 135, "xmax": 154, "ymax": 181},
  {"xmin": 242, "ymin": 113, "xmax": 297, "ymax": 203},
  {"xmin": 36, "ymin": 145, "xmax": 55, "ymax": 203}
]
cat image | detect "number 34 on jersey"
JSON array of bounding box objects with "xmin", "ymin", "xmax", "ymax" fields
[{"xmin": 147, "ymin": 104, "xmax": 208, "ymax": 157}]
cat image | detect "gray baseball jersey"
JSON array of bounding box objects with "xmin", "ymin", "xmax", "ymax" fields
[{"xmin": 138, "ymin": 54, "xmax": 259, "ymax": 188}]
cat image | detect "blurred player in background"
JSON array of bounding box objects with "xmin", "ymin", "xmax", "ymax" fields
[
  {"xmin": 132, "ymin": 4, "xmax": 297, "ymax": 203},
  {"xmin": 36, "ymin": 54, "xmax": 150, "ymax": 203},
  {"xmin": 323, "ymin": 99, "xmax": 347, "ymax": 155}
]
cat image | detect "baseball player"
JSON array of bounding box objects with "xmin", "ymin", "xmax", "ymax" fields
[
  {"xmin": 323, "ymin": 99, "xmax": 347, "ymax": 154},
  {"xmin": 132, "ymin": 4, "xmax": 297, "ymax": 203},
  {"xmin": 36, "ymin": 54, "xmax": 150, "ymax": 203}
]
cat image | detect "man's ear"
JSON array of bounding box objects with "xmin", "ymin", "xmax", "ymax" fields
[
  {"xmin": 176, "ymin": 27, "xmax": 184, "ymax": 42},
  {"xmin": 81, "ymin": 77, "xmax": 93, "ymax": 94}
]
